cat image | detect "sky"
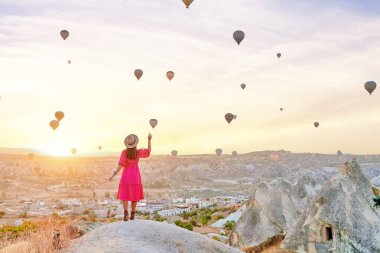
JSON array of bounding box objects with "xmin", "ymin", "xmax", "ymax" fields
[{"xmin": 0, "ymin": 0, "xmax": 380, "ymax": 156}]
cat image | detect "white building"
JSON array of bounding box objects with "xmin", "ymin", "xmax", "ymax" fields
[
  {"xmin": 172, "ymin": 198, "xmax": 184, "ymax": 204},
  {"xmin": 158, "ymin": 207, "xmax": 190, "ymax": 217},
  {"xmin": 199, "ymin": 201, "xmax": 213, "ymax": 209},
  {"xmin": 185, "ymin": 197, "xmax": 200, "ymax": 204},
  {"xmin": 60, "ymin": 198, "xmax": 81, "ymax": 206}
]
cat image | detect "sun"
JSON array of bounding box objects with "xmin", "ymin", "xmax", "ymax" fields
[{"xmin": 36, "ymin": 141, "xmax": 74, "ymax": 157}]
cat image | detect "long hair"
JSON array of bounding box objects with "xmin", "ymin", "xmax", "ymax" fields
[{"xmin": 126, "ymin": 147, "xmax": 138, "ymax": 160}]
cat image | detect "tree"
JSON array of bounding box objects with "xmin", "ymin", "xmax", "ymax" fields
[{"xmin": 0, "ymin": 210, "xmax": 5, "ymax": 218}]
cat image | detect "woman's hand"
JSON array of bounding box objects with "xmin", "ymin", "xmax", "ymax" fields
[
  {"xmin": 148, "ymin": 133, "xmax": 152, "ymax": 141},
  {"xmin": 108, "ymin": 175, "xmax": 114, "ymax": 182}
]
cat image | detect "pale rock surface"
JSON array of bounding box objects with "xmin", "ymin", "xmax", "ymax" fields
[{"xmin": 68, "ymin": 220, "xmax": 243, "ymax": 253}]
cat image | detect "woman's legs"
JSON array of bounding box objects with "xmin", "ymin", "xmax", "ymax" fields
[
  {"xmin": 123, "ymin": 201, "xmax": 129, "ymax": 221},
  {"xmin": 130, "ymin": 201, "xmax": 137, "ymax": 220},
  {"xmin": 131, "ymin": 201, "xmax": 137, "ymax": 212},
  {"xmin": 122, "ymin": 201, "xmax": 128, "ymax": 211}
]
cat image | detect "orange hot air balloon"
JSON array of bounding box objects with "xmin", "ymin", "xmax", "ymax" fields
[
  {"xmin": 314, "ymin": 122, "xmax": 319, "ymax": 128},
  {"xmin": 98, "ymin": 146, "xmax": 102, "ymax": 151},
  {"xmin": 166, "ymin": 71, "xmax": 175, "ymax": 81},
  {"xmin": 50, "ymin": 120, "xmax": 59, "ymax": 130},
  {"xmin": 71, "ymin": 148, "xmax": 77, "ymax": 155},
  {"xmin": 271, "ymin": 153, "xmax": 279, "ymax": 161},
  {"xmin": 241, "ymin": 83, "xmax": 246, "ymax": 90},
  {"xmin": 55, "ymin": 111, "xmax": 64, "ymax": 121},
  {"xmin": 28, "ymin": 153, "xmax": 35, "ymax": 160}
]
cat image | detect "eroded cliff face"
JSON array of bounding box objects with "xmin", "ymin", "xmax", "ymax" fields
[
  {"xmin": 229, "ymin": 176, "xmax": 323, "ymax": 249},
  {"xmin": 281, "ymin": 160, "xmax": 380, "ymax": 253}
]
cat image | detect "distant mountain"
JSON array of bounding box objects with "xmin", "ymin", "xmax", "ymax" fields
[{"xmin": 0, "ymin": 147, "xmax": 37, "ymax": 155}]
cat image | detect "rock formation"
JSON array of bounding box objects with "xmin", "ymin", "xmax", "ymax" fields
[
  {"xmin": 229, "ymin": 176, "xmax": 323, "ymax": 249},
  {"xmin": 68, "ymin": 220, "xmax": 243, "ymax": 253},
  {"xmin": 281, "ymin": 159, "xmax": 380, "ymax": 253}
]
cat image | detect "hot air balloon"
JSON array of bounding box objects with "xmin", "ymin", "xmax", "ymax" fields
[
  {"xmin": 232, "ymin": 151, "xmax": 237, "ymax": 158},
  {"xmin": 55, "ymin": 111, "xmax": 64, "ymax": 121},
  {"xmin": 225, "ymin": 113, "xmax": 234, "ymax": 124},
  {"xmin": 241, "ymin": 83, "xmax": 246, "ymax": 90},
  {"xmin": 171, "ymin": 150, "xmax": 178, "ymax": 156},
  {"xmin": 233, "ymin": 114, "xmax": 237, "ymax": 120},
  {"xmin": 182, "ymin": 0, "xmax": 193, "ymax": 8},
  {"xmin": 277, "ymin": 53, "xmax": 281, "ymax": 58},
  {"xmin": 271, "ymin": 153, "xmax": 279, "ymax": 161},
  {"xmin": 246, "ymin": 164, "xmax": 254, "ymax": 173},
  {"xmin": 71, "ymin": 148, "xmax": 77, "ymax": 155},
  {"xmin": 314, "ymin": 122, "xmax": 319, "ymax": 128},
  {"xmin": 50, "ymin": 120, "xmax": 59, "ymax": 130},
  {"xmin": 134, "ymin": 69, "xmax": 143, "ymax": 80},
  {"xmin": 233, "ymin": 30, "xmax": 245, "ymax": 45},
  {"xmin": 98, "ymin": 146, "xmax": 102, "ymax": 151},
  {"xmin": 149, "ymin": 119, "xmax": 158, "ymax": 128},
  {"xmin": 67, "ymin": 60, "xmax": 71, "ymax": 64},
  {"xmin": 60, "ymin": 30, "xmax": 69, "ymax": 40},
  {"xmin": 280, "ymin": 108, "xmax": 283, "ymax": 111},
  {"xmin": 337, "ymin": 150, "xmax": 343, "ymax": 156},
  {"xmin": 166, "ymin": 71, "xmax": 175, "ymax": 81},
  {"xmin": 364, "ymin": 81, "xmax": 376, "ymax": 95},
  {"xmin": 215, "ymin": 148, "xmax": 222, "ymax": 156},
  {"xmin": 28, "ymin": 153, "xmax": 35, "ymax": 160}
]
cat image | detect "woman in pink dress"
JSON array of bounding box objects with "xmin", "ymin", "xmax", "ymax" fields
[{"xmin": 109, "ymin": 133, "xmax": 152, "ymax": 221}]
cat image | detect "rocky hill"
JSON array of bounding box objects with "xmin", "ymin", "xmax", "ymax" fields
[{"xmin": 68, "ymin": 220, "xmax": 243, "ymax": 253}]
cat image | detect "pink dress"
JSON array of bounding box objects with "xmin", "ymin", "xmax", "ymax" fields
[{"xmin": 117, "ymin": 149, "xmax": 150, "ymax": 201}]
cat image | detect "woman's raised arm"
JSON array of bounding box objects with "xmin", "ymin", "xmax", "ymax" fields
[{"xmin": 148, "ymin": 133, "xmax": 152, "ymax": 152}]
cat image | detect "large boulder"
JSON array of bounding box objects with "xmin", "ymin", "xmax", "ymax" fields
[
  {"xmin": 281, "ymin": 159, "xmax": 380, "ymax": 253},
  {"xmin": 68, "ymin": 220, "xmax": 243, "ymax": 253}
]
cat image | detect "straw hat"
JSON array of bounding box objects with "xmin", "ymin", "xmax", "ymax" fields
[{"xmin": 124, "ymin": 134, "xmax": 139, "ymax": 148}]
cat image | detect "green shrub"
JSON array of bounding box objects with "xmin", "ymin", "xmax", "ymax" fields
[
  {"xmin": 174, "ymin": 220, "xmax": 183, "ymax": 227},
  {"xmin": 223, "ymin": 221, "xmax": 235, "ymax": 230},
  {"xmin": 212, "ymin": 214, "xmax": 224, "ymax": 222},
  {"xmin": 201, "ymin": 218, "xmax": 208, "ymax": 225},
  {"xmin": 183, "ymin": 223, "xmax": 193, "ymax": 231},
  {"xmin": 211, "ymin": 235, "xmax": 220, "ymax": 241},
  {"xmin": 190, "ymin": 219, "xmax": 197, "ymax": 226}
]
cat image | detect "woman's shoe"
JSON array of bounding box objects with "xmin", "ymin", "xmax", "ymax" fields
[
  {"xmin": 130, "ymin": 211, "xmax": 136, "ymax": 220},
  {"xmin": 123, "ymin": 210, "xmax": 129, "ymax": 221}
]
